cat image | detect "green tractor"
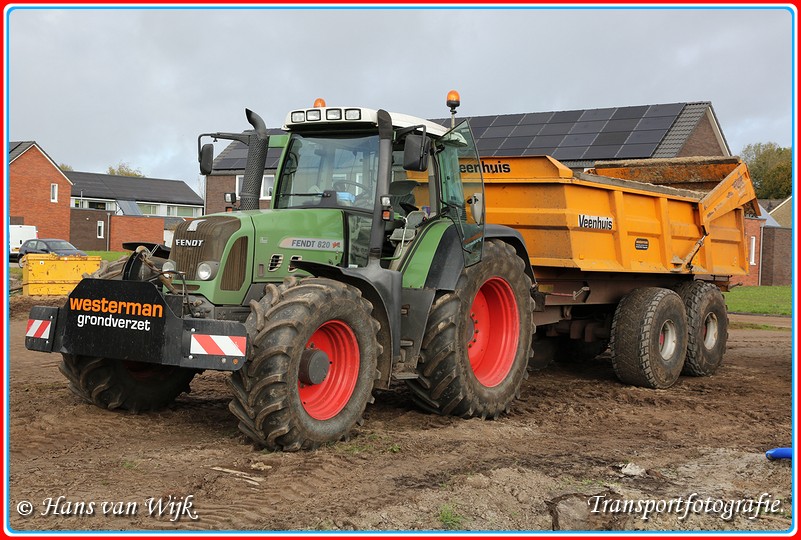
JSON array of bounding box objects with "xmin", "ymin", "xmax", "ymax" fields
[{"xmin": 25, "ymin": 96, "xmax": 535, "ymax": 451}]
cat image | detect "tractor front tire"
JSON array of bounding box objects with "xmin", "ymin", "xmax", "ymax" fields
[
  {"xmin": 228, "ymin": 278, "xmax": 380, "ymax": 451},
  {"xmin": 406, "ymin": 240, "xmax": 533, "ymax": 419},
  {"xmin": 610, "ymin": 287, "xmax": 688, "ymax": 389},
  {"xmin": 674, "ymin": 281, "xmax": 728, "ymax": 376},
  {"xmin": 59, "ymin": 355, "xmax": 196, "ymax": 412}
]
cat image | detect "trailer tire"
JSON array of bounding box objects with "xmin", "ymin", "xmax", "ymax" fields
[
  {"xmin": 610, "ymin": 287, "xmax": 687, "ymax": 389},
  {"xmin": 406, "ymin": 240, "xmax": 533, "ymax": 419},
  {"xmin": 59, "ymin": 355, "xmax": 196, "ymax": 412},
  {"xmin": 228, "ymin": 278, "xmax": 380, "ymax": 451},
  {"xmin": 674, "ymin": 281, "xmax": 728, "ymax": 376}
]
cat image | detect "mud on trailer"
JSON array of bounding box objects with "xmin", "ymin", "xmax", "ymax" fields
[{"xmin": 26, "ymin": 94, "xmax": 757, "ymax": 451}]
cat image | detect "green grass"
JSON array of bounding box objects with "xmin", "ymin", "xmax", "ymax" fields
[
  {"xmin": 723, "ymin": 286, "xmax": 792, "ymax": 316},
  {"xmin": 85, "ymin": 250, "xmax": 130, "ymax": 262},
  {"xmin": 438, "ymin": 504, "xmax": 465, "ymax": 530}
]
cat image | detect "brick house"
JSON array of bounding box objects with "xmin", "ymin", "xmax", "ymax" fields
[
  {"xmin": 8, "ymin": 141, "xmax": 72, "ymax": 239},
  {"xmin": 768, "ymin": 196, "xmax": 792, "ymax": 228},
  {"xmin": 67, "ymin": 171, "xmax": 204, "ymax": 250},
  {"xmin": 740, "ymin": 203, "xmax": 789, "ymax": 287},
  {"xmin": 203, "ymin": 129, "xmax": 284, "ymax": 215},
  {"xmin": 760, "ymin": 226, "xmax": 792, "ymax": 286}
]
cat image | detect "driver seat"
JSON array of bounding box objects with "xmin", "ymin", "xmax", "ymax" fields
[{"xmin": 388, "ymin": 180, "xmax": 419, "ymax": 216}]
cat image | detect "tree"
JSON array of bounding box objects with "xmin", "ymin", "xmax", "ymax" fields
[
  {"xmin": 107, "ymin": 162, "xmax": 144, "ymax": 177},
  {"xmin": 739, "ymin": 142, "xmax": 792, "ymax": 199},
  {"xmin": 58, "ymin": 163, "xmax": 73, "ymax": 171}
]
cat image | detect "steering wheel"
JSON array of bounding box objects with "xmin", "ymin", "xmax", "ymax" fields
[
  {"xmin": 400, "ymin": 202, "xmax": 419, "ymax": 214},
  {"xmin": 334, "ymin": 180, "xmax": 367, "ymax": 193}
]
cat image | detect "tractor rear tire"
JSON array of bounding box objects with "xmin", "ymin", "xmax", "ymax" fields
[
  {"xmin": 610, "ymin": 287, "xmax": 688, "ymax": 389},
  {"xmin": 59, "ymin": 355, "xmax": 196, "ymax": 412},
  {"xmin": 406, "ymin": 240, "xmax": 533, "ymax": 419},
  {"xmin": 228, "ymin": 277, "xmax": 380, "ymax": 451},
  {"xmin": 674, "ymin": 281, "xmax": 728, "ymax": 376}
]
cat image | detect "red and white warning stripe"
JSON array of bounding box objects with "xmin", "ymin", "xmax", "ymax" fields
[
  {"xmin": 26, "ymin": 319, "xmax": 52, "ymax": 339},
  {"xmin": 190, "ymin": 334, "xmax": 246, "ymax": 357}
]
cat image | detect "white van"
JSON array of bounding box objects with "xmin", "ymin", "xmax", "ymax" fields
[{"xmin": 9, "ymin": 225, "xmax": 38, "ymax": 262}]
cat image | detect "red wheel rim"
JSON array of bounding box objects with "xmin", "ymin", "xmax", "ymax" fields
[
  {"xmin": 299, "ymin": 320, "xmax": 360, "ymax": 420},
  {"xmin": 467, "ymin": 277, "xmax": 520, "ymax": 387}
]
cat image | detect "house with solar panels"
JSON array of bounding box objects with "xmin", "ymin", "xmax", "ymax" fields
[
  {"xmin": 436, "ymin": 101, "xmax": 729, "ymax": 168},
  {"xmin": 67, "ymin": 170, "xmax": 204, "ymax": 250},
  {"xmin": 203, "ymin": 101, "xmax": 729, "ymax": 214}
]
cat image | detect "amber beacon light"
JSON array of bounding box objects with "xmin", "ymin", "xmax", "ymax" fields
[
  {"xmin": 447, "ymin": 90, "xmax": 461, "ymax": 127},
  {"xmin": 313, "ymin": 98, "xmax": 326, "ymax": 107}
]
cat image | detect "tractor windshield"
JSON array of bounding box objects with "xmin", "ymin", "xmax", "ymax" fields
[{"xmin": 274, "ymin": 133, "xmax": 379, "ymax": 212}]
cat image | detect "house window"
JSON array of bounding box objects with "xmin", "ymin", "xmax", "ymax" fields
[
  {"xmin": 750, "ymin": 235, "xmax": 757, "ymax": 265},
  {"xmin": 138, "ymin": 203, "xmax": 158, "ymax": 215},
  {"xmin": 175, "ymin": 206, "xmax": 196, "ymax": 217},
  {"xmin": 236, "ymin": 175, "xmax": 274, "ymax": 200},
  {"xmin": 50, "ymin": 184, "xmax": 58, "ymax": 203},
  {"xmin": 97, "ymin": 220, "xmax": 105, "ymax": 239}
]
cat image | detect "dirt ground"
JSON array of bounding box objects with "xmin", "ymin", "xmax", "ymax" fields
[{"xmin": 5, "ymin": 296, "xmax": 795, "ymax": 533}]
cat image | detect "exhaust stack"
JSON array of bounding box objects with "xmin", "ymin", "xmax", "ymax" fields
[{"xmin": 240, "ymin": 108, "xmax": 270, "ymax": 211}]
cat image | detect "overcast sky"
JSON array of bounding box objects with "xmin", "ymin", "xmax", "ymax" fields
[{"xmin": 6, "ymin": 6, "xmax": 795, "ymax": 195}]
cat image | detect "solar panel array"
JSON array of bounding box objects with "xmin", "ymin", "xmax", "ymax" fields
[
  {"xmin": 437, "ymin": 103, "xmax": 686, "ymax": 161},
  {"xmin": 212, "ymin": 103, "xmax": 693, "ymax": 172}
]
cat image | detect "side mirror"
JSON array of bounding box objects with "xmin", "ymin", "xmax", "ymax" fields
[
  {"xmin": 224, "ymin": 192, "xmax": 237, "ymax": 204},
  {"xmin": 199, "ymin": 143, "xmax": 214, "ymax": 175},
  {"xmin": 403, "ymin": 134, "xmax": 431, "ymax": 172},
  {"xmin": 467, "ymin": 193, "xmax": 484, "ymax": 224}
]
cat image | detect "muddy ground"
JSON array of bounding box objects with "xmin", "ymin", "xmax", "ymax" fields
[{"xmin": 5, "ymin": 296, "xmax": 795, "ymax": 533}]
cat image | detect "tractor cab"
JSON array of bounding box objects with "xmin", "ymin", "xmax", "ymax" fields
[{"xmin": 272, "ymin": 104, "xmax": 485, "ymax": 269}]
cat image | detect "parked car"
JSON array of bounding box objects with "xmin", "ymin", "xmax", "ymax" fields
[{"xmin": 18, "ymin": 239, "xmax": 87, "ymax": 265}]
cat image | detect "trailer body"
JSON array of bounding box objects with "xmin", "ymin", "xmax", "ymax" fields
[{"xmin": 482, "ymin": 155, "xmax": 754, "ymax": 277}]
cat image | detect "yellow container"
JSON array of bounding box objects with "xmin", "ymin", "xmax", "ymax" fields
[{"xmin": 22, "ymin": 254, "xmax": 102, "ymax": 296}]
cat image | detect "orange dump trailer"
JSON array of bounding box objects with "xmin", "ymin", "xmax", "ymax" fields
[
  {"xmin": 483, "ymin": 155, "xmax": 755, "ymax": 277},
  {"xmin": 479, "ymin": 155, "xmax": 758, "ymax": 389}
]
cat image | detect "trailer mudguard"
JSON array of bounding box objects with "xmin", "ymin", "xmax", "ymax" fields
[{"xmin": 24, "ymin": 279, "xmax": 248, "ymax": 371}]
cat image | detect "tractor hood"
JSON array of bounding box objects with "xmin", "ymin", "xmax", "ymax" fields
[{"xmin": 247, "ymin": 208, "xmax": 347, "ymax": 278}]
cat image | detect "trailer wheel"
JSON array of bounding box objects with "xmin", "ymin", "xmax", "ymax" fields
[
  {"xmin": 674, "ymin": 281, "xmax": 728, "ymax": 376},
  {"xmin": 610, "ymin": 287, "xmax": 688, "ymax": 389},
  {"xmin": 59, "ymin": 355, "xmax": 196, "ymax": 412},
  {"xmin": 228, "ymin": 278, "xmax": 380, "ymax": 451},
  {"xmin": 407, "ymin": 240, "xmax": 533, "ymax": 419}
]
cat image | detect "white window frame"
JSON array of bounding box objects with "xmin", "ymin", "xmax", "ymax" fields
[
  {"xmin": 749, "ymin": 235, "xmax": 757, "ymax": 265},
  {"xmin": 50, "ymin": 183, "xmax": 58, "ymax": 203},
  {"xmin": 97, "ymin": 220, "xmax": 105, "ymax": 239},
  {"xmin": 236, "ymin": 175, "xmax": 274, "ymax": 200}
]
